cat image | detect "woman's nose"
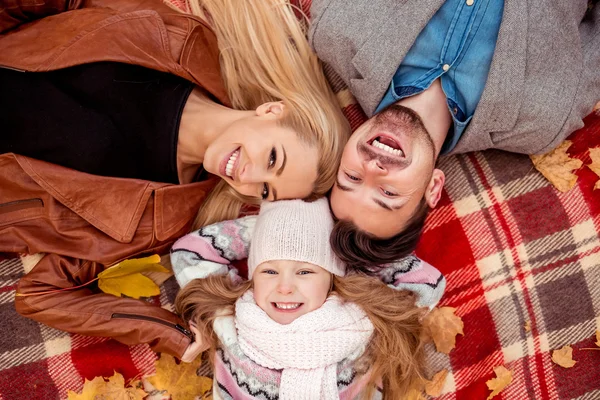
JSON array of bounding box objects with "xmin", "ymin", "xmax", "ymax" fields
[{"xmin": 276, "ymin": 278, "xmax": 294, "ymax": 294}]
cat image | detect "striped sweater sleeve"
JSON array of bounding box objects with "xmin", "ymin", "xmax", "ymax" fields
[
  {"xmin": 375, "ymin": 255, "xmax": 446, "ymax": 309},
  {"xmin": 170, "ymin": 215, "xmax": 257, "ymax": 288}
]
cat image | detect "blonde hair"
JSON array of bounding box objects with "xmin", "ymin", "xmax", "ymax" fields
[
  {"xmin": 184, "ymin": 0, "xmax": 350, "ymax": 228},
  {"xmin": 175, "ymin": 274, "xmax": 425, "ymax": 397}
]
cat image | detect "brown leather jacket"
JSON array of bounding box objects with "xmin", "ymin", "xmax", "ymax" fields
[{"xmin": 0, "ymin": 0, "xmax": 229, "ymax": 358}]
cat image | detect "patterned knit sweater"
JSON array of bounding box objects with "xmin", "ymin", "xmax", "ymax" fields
[{"xmin": 170, "ymin": 216, "xmax": 447, "ymax": 399}]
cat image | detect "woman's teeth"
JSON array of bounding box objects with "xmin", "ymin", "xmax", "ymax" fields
[
  {"xmin": 275, "ymin": 303, "xmax": 301, "ymax": 310},
  {"xmin": 372, "ymin": 139, "xmax": 404, "ymax": 156},
  {"xmin": 225, "ymin": 149, "xmax": 239, "ymax": 177}
]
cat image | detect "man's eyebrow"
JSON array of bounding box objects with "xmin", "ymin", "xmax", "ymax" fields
[
  {"xmin": 276, "ymin": 146, "xmax": 287, "ymax": 177},
  {"xmin": 373, "ymin": 198, "xmax": 402, "ymax": 211},
  {"xmin": 335, "ymin": 178, "xmax": 354, "ymax": 192}
]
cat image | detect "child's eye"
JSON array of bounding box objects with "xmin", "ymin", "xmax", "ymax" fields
[
  {"xmin": 298, "ymin": 270, "xmax": 313, "ymax": 275},
  {"xmin": 262, "ymin": 269, "xmax": 277, "ymax": 275}
]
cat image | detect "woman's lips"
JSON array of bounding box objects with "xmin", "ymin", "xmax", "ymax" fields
[
  {"xmin": 219, "ymin": 147, "xmax": 240, "ymax": 179},
  {"xmin": 271, "ymin": 302, "xmax": 303, "ymax": 313}
]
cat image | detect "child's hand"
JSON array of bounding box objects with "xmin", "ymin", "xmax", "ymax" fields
[{"xmin": 180, "ymin": 323, "xmax": 209, "ymax": 363}]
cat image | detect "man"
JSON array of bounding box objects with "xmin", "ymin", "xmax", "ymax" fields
[{"xmin": 309, "ymin": 0, "xmax": 600, "ymax": 268}]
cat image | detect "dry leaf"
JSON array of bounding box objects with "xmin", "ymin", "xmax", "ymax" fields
[
  {"xmin": 425, "ymin": 369, "xmax": 448, "ymax": 397},
  {"xmin": 423, "ymin": 307, "xmax": 464, "ymax": 354},
  {"xmin": 486, "ymin": 366, "xmax": 512, "ymax": 400},
  {"xmin": 530, "ymin": 140, "xmax": 583, "ymax": 192},
  {"xmin": 145, "ymin": 354, "xmax": 212, "ymax": 400},
  {"xmin": 552, "ymin": 345, "xmax": 577, "ymax": 368},
  {"xmin": 98, "ymin": 254, "xmax": 170, "ymax": 299},
  {"xmin": 587, "ymin": 147, "xmax": 600, "ymax": 190},
  {"xmin": 67, "ymin": 372, "xmax": 146, "ymax": 400},
  {"xmin": 524, "ymin": 321, "xmax": 531, "ymax": 332},
  {"xmin": 596, "ymin": 330, "xmax": 600, "ymax": 347}
]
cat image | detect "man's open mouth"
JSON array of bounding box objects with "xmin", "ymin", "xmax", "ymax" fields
[{"xmin": 368, "ymin": 134, "xmax": 405, "ymax": 157}]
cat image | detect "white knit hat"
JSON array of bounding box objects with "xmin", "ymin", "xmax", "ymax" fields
[{"xmin": 248, "ymin": 198, "xmax": 345, "ymax": 278}]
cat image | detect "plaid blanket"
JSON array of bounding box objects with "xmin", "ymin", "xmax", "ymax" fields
[{"xmin": 2, "ymin": 1, "xmax": 600, "ymax": 399}]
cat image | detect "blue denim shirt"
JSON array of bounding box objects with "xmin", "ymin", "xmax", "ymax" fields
[{"xmin": 375, "ymin": 0, "xmax": 504, "ymax": 154}]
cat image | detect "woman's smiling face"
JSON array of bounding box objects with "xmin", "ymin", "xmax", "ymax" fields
[
  {"xmin": 252, "ymin": 260, "xmax": 332, "ymax": 325},
  {"xmin": 202, "ymin": 110, "xmax": 318, "ymax": 201}
]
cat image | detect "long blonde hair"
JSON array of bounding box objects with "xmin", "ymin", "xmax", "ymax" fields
[
  {"xmin": 175, "ymin": 274, "xmax": 425, "ymax": 397},
  {"xmin": 183, "ymin": 0, "xmax": 350, "ymax": 228}
]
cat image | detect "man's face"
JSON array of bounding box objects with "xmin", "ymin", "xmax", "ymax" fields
[{"xmin": 330, "ymin": 104, "xmax": 440, "ymax": 238}]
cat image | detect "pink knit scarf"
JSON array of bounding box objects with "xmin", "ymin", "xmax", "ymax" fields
[{"xmin": 235, "ymin": 290, "xmax": 374, "ymax": 399}]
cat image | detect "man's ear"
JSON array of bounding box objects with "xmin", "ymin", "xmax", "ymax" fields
[
  {"xmin": 424, "ymin": 168, "xmax": 445, "ymax": 208},
  {"xmin": 256, "ymin": 101, "xmax": 285, "ymax": 118}
]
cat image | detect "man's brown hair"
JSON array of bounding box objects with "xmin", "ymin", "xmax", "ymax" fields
[{"xmin": 330, "ymin": 199, "xmax": 430, "ymax": 273}]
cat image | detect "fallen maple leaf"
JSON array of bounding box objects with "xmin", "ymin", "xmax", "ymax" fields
[
  {"xmin": 67, "ymin": 372, "xmax": 146, "ymax": 400},
  {"xmin": 145, "ymin": 354, "xmax": 212, "ymax": 400},
  {"xmin": 423, "ymin": 307, "xmax": 464, "ymax": 354},
  {"xmin": 587, "ymin": 147, "xmax": 600, "ymax": 190},
  {"xmin": 530, "ymin": 140, "xmax": 583, "ymax": 192},
  {"xmin": 552, "ymin": 345, "xmax": 577, "ymax": 368},
  {"xmin": 98, "ymin": 254, "xmax": 170, "ymax": 299},
  {"xmin": 425, "ymin": 369, "xmax": 448, "ymax": 397},
  {"xmin": 486, "ymin": 366, "xmax": 512, "ymax": 400}
]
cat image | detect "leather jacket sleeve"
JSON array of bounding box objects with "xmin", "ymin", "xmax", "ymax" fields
[{"xmin": 0, "ymin": 0, "xmax": 83, "ymax": 33}]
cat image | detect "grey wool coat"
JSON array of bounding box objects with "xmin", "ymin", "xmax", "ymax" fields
[{"xmin": 309, "ymin": 0, "xmax": 600, "ymax": 155}]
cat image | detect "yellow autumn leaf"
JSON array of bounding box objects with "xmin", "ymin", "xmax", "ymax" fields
[
  {"xmin": 98, "ymin": 255, "xmax": 170, "ymax": 299},
  {"xmin": 423, "ymin": 307, "xmax": 464, "ymax": 354},
  {"xmin": 552, "ymin": 345, "xmax": 577, "ymax": 368},
  {"xmin": 425, "ymin": 369, "xmax": 448, "ymax": 397},
  {"xmin": 145, "ymin": 354, "xmax": 212, "ymax": 400},
  {"xmin": 530, "ymin": 140, "xmax": 583, "ymax": 192},
  {"xmin": 587, "ymin": 147, "xmax": 600, "ymax": 190},
  {"xmin": 486, "ymin": 366, "xmax": 512, "ymax": 400},
  {"xmin": 67, "ymin": 372, "xmax": 146, "ymax": 400}
]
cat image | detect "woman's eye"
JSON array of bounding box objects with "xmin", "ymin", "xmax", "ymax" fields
[
  {"xmin": 382, "ymin": 189, "xmax": 398, "ymax": 197},
  {"xmin": 262, "ymin": 269, "xmax": 277, "ymax": 275},
  {"xmin": 345, "ymin": 173, "xmax": 361, "ymax": 182},
  {"xmin": 261, "ymin": 183, "xmax": 269, "ymax": 200},
  {"xmin": 268, "ymin": 147, "xmax": 277, "ymax": 168}
]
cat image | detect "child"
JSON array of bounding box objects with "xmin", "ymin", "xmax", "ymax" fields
[{"xmin": 171, "ymin": 198, "xmax": 446, "ymax": 399}]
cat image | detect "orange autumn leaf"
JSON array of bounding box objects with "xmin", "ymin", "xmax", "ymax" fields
[
  {"xmin": 530, "ymin": 140, "xmax": 583, "ymax": 192},
  {"xmin": 423, "ymin": 307, "xmax": 464, "ymax": 354},
  {"xmin": 486, "ymin": 366, "xmax": 512, "ymax": 400},
  {"xmin": 552, "ymin": 345, "xmax": 577, "ymax": 368},
  {"xmin": 145, "ymin": 354, "xmax": 212, "ymax": 400},
  {"xmin": 587, "ymin": 147, "xmax": 600, "ymax": 190},
  {"xmin": 425, "ymin": 369, "xmax": 448, "ymax": 397},
  {"xmin": 67, "ymin": 372, "xmax": 146, "ymax": 400}
]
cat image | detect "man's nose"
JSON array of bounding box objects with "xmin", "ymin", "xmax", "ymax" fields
[{"xmin": 364, "ymin": 159, "xmax": 387, "ymax": 175}]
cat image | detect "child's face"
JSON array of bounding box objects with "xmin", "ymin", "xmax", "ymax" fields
[{"xmin": 252, "ymin": 260, "xmax": 332, "ymax": 325}]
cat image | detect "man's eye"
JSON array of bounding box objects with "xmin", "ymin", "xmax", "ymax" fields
[
  {"xmin": 268, "ymin": 147, "xmax": 276, "ymax": 168},
  {"xmin": 261, "ymin": 183, "xmax": 269, "ymax": 200},
  {"xmin": 345, "ymin": 173, "xmax": 361, "ymax": 182}
]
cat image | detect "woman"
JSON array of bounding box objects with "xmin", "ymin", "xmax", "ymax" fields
[{"xmin": 1, "ymin": 0, "xmax": 349, "ymax": 360}]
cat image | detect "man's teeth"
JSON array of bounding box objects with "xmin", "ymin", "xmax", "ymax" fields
[
  {"xmin": 275, "ymin": 303, "xmax": 301, "ymax": 310},
  {"xmin": 372, "ymin": 139, "xmax": 403, "ymax": 156},
  {"xmin": 225, "ymin": 150, "xmax": 239, "ymax": 177}
]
